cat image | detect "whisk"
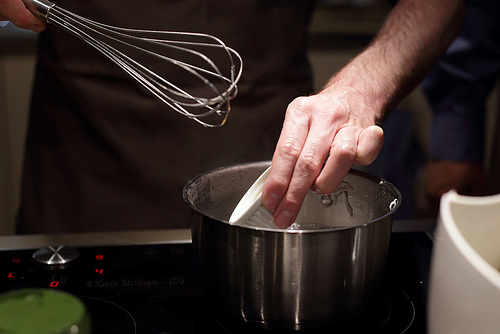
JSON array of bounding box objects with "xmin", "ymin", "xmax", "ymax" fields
[{"xmin": 22, "ymin": 0, "xmax": 243, "ymax": 127}]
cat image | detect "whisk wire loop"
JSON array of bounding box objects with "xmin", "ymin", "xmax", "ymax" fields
[{"xmin": 23, "ymin": 0, "xmax": 242, "ymax": 127}]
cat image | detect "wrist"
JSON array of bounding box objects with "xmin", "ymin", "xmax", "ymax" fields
[{"xmin": 319, "ymin": 51, "xmax": 394, "ymax": 125}]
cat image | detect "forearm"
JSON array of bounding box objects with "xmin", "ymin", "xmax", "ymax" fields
[{"xmin": 321, "ymin": 0, "xmax": 466, "ymax": 122}]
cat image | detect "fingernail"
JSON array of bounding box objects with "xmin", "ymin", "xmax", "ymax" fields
[
  {"xmin": 262, "ymin": 193, "xmax": 280, "ymax": 210},
  {"xmin": 311, "ymin": 186, "xmax": 322, "ymax": 194},
  {"xmin": 275, "ymin": 210, "xmax": 294, "ymax": 229}
]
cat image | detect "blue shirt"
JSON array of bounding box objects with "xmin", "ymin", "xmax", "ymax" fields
[{"xmin": 422, "ymin": 0, "xmax": 500, "ymax": 162}]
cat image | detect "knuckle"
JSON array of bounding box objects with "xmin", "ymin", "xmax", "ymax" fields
[
  {"xmin": 342, "ymin": 143, "xmax": 357, "ymax": 157},
  {"xmin": 297, "ymin": 154, "xmax": 322, "ymax": 175},
  {"xmin": 283, "ymin": 194, "xmax": 303, "ymax": 212},
  {"xmin": 15, "ymin": 13, "xmax": 34, "ymax": 29},
  {"xmin": 333, "ymin": 141, "xmax": 356, "ymax": 161},
  {"xmin": 277, "ymin": 136, "xmax": 302, "ymax": 160},
  {"xmin": 288, "ymin": 96, "xmax": 310, "ymax": 110},
  {"xmin": 269, "ymin": 175, "xmax": 289, "ymax": 193},
  {"xmin": 286, "ymin": 96, "xmax": 318, "ymax": 121}
]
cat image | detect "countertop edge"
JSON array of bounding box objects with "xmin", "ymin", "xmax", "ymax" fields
[
  {"xmin": 0, "ymin": 228, "xmax": 192, "ymax": 250},
  {"xmin": 0, "ymin": 219, "xmax": 435, "ymax": 251}
]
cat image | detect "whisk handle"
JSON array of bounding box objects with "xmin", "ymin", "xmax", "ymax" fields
[{"xmin": 22, "ymin": 0, "xmax": 55, "ymax": 21}]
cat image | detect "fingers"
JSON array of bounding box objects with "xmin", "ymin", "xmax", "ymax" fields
[
  {"xmin": 271, "ymin": 145, "xmax": 327, "ymax": 228},
  {"xmin": 355, "ymin": 125, "xmax": 384, "ymax": 165},
  {"xmin": 314, "ymin": 126, "xmax": 358, "ymax": 194},
  {"xmin": 314, "ymin": 125, "xmax": 383, "ymax": 194},
  {"xmin": 263, "ymin": 111, "xmax": 383, "ymax": 229},
  {"xmin": 262, "ymin": 96, "xmax": 340, "ymax": 228},
  {"xmin": 0, "ymin": 0, "xmax": 45, "ymax": 31},
  {"xmin": 261, "ymin": 97, "xmax": 314, "ymax": 213}
]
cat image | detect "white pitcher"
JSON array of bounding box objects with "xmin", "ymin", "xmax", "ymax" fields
[{"xmin": 428, "ymin": 190, "xmax": 500, "ymax": 333}]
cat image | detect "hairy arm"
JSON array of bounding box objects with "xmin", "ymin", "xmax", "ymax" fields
[{"xmin": 262, "ymin": 0, "xmax": 466, "ymax": 228}]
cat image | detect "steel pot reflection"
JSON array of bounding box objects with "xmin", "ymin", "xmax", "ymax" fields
[{"xmin": 183, "ymin": 161, "xmax": 401, "ymax": 330}]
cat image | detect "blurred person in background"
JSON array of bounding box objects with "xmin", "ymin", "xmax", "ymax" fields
[
  {"xmin": 421, "ymin": 0, "xmax": 500, "ymax": 216},
  {"xmin": 1, "ymin": 0, "xmax": 465, "ymax": 232},
  {"xmin": 357, "ymin": 0, "xmax": 500, "ymax": 219}
]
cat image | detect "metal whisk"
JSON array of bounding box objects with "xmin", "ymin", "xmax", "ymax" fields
[{"xmin": 22, "ymin": 0, "xmax": 243, "ymax": 127}]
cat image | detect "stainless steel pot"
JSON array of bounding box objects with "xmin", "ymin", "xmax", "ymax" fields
[{"xmin": 183, "ymin": 161, "xmax": 401, "ymax": 330}]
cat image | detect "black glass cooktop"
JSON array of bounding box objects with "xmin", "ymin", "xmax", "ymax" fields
[{"xmin": 1, "ymin": 232, "xmax": 432, "ymax": 333}]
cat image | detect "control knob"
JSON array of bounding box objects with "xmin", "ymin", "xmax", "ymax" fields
[{"xmin": 33, "ymin": 245, "xmax": 80, "ymax": 269}]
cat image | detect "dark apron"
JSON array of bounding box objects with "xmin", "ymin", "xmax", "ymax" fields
[{"xmin": 17, "ymin": 0, "xmax": 315, "ymax": 233}]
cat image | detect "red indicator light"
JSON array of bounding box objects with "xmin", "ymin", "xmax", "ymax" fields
[
  {"xmin": 49, "ymin": 281, "xmax": 59, "ymax": 287},
  {"xmin": 12, "ymin": 258, "xmax": 20, "ymax": 264},
  {"xmin": 95, "ymin": 254, "xmax": 104, "ymax": 261},
  {"xmin": 95, "ymin": 269, "xmax": 104, "ymax": 274},
  {"xmin": 8, "ymin": 273, "xmax": 14, "ymax": 278}
]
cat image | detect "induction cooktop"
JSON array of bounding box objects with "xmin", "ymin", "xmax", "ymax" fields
[{"xmin": 1, "ymin": 225, "xmax": 433, "ymax": 333}]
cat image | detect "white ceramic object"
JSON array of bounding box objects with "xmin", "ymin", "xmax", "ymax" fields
[
  {"xmin": 428, "ymin": 190, "xmax": 500, "ymax": 334},
  {"xmin": 229, "ymin": 166, "xmax": 274, "ymax": 227}
]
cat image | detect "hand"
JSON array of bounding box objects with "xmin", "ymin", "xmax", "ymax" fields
[
  {"xmin": 260, "ymin": 0, "xmax": 465, "ymax": 229},
  {"xmin": 0, "ymin": 0, "xmax": 45, "ymax": 32},
  {"xmin": 262, "ymin": 90, "xmax": 384, "ymax": 228}
]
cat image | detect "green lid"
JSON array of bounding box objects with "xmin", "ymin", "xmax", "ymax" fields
[{"xmin": 0, "ymin": 289, "xmax": 91, "ymax": 334}]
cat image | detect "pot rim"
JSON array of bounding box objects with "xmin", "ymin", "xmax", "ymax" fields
[{"xmin": 183, "ymin": 161, "xmax": 402, "ymax": 233}]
